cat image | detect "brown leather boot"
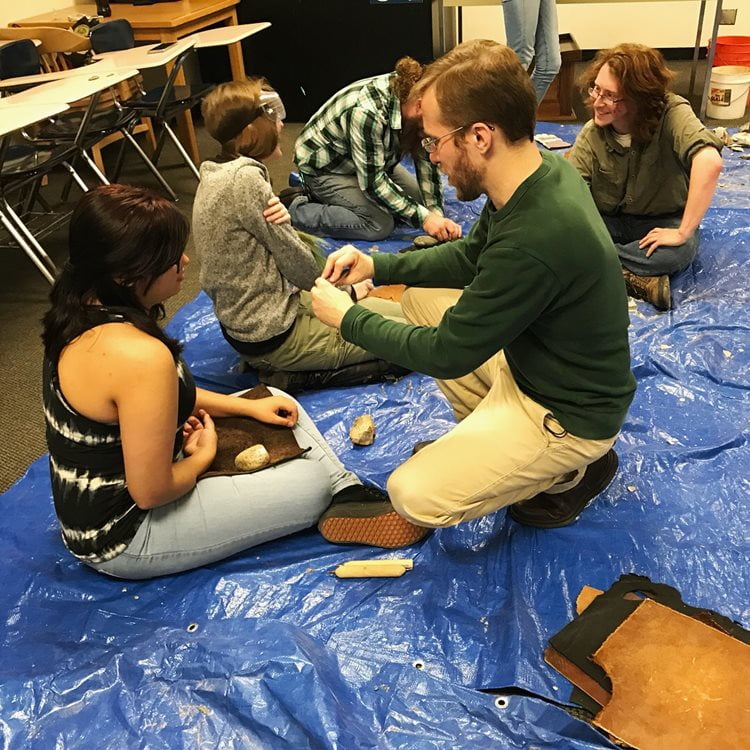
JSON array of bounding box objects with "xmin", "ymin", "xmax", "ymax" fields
[{"xmin": 622, "ymin": 268, "xmax": 671, "ymax": 311}]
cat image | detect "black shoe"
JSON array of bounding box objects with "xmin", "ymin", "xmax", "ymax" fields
[
  {"xmin": 278, "ymin": 186, "xmax": 306, "ymax": 209},
  {"xmin": 318, "ymin": 485, "xmax": 431, "ymax": 548},
  {"xmin": 258, "ymin": 361, "xmax": 410, "ymax": 394},
  {"xmin": 508, "ymin": 450, "xmax": 619, "ymax": 529}
]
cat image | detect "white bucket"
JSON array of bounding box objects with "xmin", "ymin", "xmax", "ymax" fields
[{"xmin": 707, "ymin": 65, "xmax": 750, "ymax": 119}]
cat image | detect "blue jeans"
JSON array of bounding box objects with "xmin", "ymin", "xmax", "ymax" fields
[
  {"xmin": 502, "ymin": 0, "xmax": 561, "ymax": 103},
  {"xmin": 290, "ymin": 164, "xmax": 422, "ymax": 241},
  {"xmin": 602, "ymin": 214, "xmax": 699, "ymax": 276},
  {"xmin": 90, "ymin": 389, "xmax": 360, "ymax": 579}
]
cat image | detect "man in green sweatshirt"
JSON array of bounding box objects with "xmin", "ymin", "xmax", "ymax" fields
[{"xmin": 311, "ymin": 44, "xmax": 636, "ymax": 534}]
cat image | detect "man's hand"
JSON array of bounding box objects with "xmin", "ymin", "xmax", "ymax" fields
[
  {"xmin": 423, "ymin": 212, "xmax": 462, "ymax": 242},
  {"xmin": 311, "ymin": 277, "xmax": 354, "ymax": 329},
  {"xmin": 639, "ymin": 227, "xmax": 690, "ymax": 257},
  {"xmin": 263, "ymin": 195, "xmax": 291, "ymax": 225},
  {"xmin": 322, "ymin": 244, "xmax": 375, "ymax": 285}
]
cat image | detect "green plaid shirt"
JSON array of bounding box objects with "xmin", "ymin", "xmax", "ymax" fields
[{"xmin": 294, "ymin": 73, "xmax": 443, "ymax": 227}]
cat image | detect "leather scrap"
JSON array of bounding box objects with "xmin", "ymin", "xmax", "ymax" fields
[
  {"xmin": 201, "ymin": 384, "xmax": 308, "ymax": 477},
  {"xmin": 548, "ymin": 574, "xmax": 750, "ymax": 703},
  {"xmin": 593, "ymin": 598, "xmax": 750, "ymax": 749}
]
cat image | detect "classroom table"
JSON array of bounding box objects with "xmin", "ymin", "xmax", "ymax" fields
[
  {"xmin": 9, "ymin": 1, "xmax": 267, "ymax": 164},
  {"xmin": 436, "ymin": 0, "xmax": 724, "ymax": 119}
]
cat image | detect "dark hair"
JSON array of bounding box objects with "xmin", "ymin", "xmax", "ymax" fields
[
  {"xmin": 579, "ymin": 43, "xmax": 674, "ymax": 142},
  {"xmin": 389, "ymin": 56, "xmax": 425, "ymax": 103},
  {"xmin": 430, "ymin": 44, "xmax": 536, "ymax": 144},
  {"xmin": 201, "ymin": 78, "xmax": 279, "ymax": 161},
  {"xmin": 42, "ymin": 184, "xmax": 189, "ymax": 364}
]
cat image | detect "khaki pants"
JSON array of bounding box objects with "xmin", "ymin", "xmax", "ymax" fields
[
  {"xmin": 387, "ymin": 288, "xmax": 616, "ymax": 528},
  {"xmin": 243, "ymin": 291, "xmax": 406, "ymax": 372}
]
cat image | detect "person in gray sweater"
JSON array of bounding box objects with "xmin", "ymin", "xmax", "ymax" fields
[{"xmin": 192, "ymin": 79, "xmax": 408, "ymax": 392}]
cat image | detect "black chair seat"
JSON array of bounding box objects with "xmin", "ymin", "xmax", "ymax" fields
[
  {"xmin": 121, "ymin": 83, "xmax": 215, "ymax": 114},
  {"xmin": 1, "ymin": 143, "xmax": 79, "ymax": 181},
  {"xmin": 39, "ymin": 108, "xmax": 138, "ymax": 141}
]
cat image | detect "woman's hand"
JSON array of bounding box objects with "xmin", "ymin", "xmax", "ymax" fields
[
  {"xmin": 182, "ymin": 409, "xmax": 218, "ymax": 459},
  {"xmin": 252, "ymin": 396, "xmax": 298, "ymax": 427},
  {"xmin": 264, "ymin": 195, "xmax": 291, "ymax": 225}
]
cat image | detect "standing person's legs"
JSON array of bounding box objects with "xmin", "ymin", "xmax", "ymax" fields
[
  {"xmin": 603, "ymin": 214, "xmax": 699, "ymax": 276},
  {"xmin": 531, "ymin": 0, "xmax": 562, "ymax": 102},
  {"xmin": 501, "ymin": 0, "xmax": 538, "ymax": 71},
  {"xmin": 387, "ymin": 354, "xmax": 615, "ymax": 528},
  {"xmin": 90, "ymin": 391, "xmax": 362, "ymax": 579},
  {"xmin": 291, "ymin": 173, "xmax": 394, "ymax": 241}
]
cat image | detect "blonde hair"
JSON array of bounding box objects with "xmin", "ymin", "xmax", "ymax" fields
[
  {"xmin": 409, "ymin": 39, "xmax": 500, "ymax": 103},
  {"xmin": 201, "ymin": 78, "xmax": 279, "ymax": 161},
  {"xmin": 430, "ymin": 44, "xmax": 536, "ymax": 144}
]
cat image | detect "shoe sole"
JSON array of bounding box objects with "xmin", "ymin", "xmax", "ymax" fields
[
  {"xmin": 509, "ymin": 450, "xmax": 619, "ymax": 529},
  {"xmin": 318, "ymin": 502, "xmax": 430, "ymax": 548}
]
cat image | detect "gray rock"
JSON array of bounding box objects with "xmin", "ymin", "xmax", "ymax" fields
[{"xmin": 413, "ymin": 235, "xmax": 439, "ymax": 248}]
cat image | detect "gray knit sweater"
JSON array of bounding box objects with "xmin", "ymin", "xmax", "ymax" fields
[{"xmin": 193, "ymin": 157, "xmax": 320, "ymax": 342}]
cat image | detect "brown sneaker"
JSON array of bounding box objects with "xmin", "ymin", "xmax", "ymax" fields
[
  {"xmin": 318, "ymin": 485, "xmax": 431, "ymax": 548},
  {"xmin": 622, "ymin": 268, "xmax": 671, "ymax": 311}
]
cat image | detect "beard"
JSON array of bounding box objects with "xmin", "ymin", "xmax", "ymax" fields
[
  {"xmin": 451, "ymin": 149, "xmax": 484, "ymax": 202},
  {"xmin": 399, "ymin": 114, "xmax": 423, "ymax": 157}
]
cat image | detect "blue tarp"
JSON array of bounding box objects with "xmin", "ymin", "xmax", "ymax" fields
[{"xmin": 1, "ymin": 124, "xmax": 748, "ymax": 748}]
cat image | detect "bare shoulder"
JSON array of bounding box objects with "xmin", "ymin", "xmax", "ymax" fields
[
  {"xmin": 58, "ymin": 323, "xmax": 177, "ymax": 421},
  {"xmin": 60, "ymin": 323, "xmax": 175, "ymax": 395}
]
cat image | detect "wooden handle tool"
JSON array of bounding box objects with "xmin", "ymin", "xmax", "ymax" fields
[{"xmin": 333, "ymin": 559, "xmax": 413, "ymax": 578}]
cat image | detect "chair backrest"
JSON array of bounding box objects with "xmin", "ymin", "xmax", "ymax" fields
[
  {"xmin": 0, "ymin": 27, "xmax": 90, "ymax": 74},
  {"xmin": 89, "ymin": 19, "xmax": 135, "ymax": 54},
  {"xmin": 0, "ymin": 39, "xmax": 41, "ymax": 79},
  {"xmin": 154, "ymin": 43, "xmax": 196, "ymax": 117}
]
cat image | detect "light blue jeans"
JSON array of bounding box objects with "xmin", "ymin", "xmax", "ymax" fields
[
  {"xmin": 602, "ymin": 213, "xmax": 699, "ymax": 276},
  {"xmin": 501, "ymin": 0, "xmax": 561, "ymax": 103},
  {"xmin": 90, "ymin": 389, "xmax": 360, "ymax": 579},
  {"xmin": 290, "ymin": 164, "xmax": 422, "ymax": 241}
]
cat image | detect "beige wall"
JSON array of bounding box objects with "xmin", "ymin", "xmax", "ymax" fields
[
  {"xmin": 461, "ymin": 3, "xmax": 749, "ymax": 50},
  {"xmin": 0, "ymin": 1, "xmax": 86, "ymax": 27},
  {"xmin": 2, "ymin": 1, "xmax": 749, "ymax": 49}
]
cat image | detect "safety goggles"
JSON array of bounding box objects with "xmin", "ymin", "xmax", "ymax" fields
[{"xmin": 259, "ymin": 90, "xmax": 286, "ymax": 122}]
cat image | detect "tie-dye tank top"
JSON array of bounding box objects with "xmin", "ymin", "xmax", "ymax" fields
[{"xmin": 43, "ymin": 309, "xmax": 196, "ymax": 563}]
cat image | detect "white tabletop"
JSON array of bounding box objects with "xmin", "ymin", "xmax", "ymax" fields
[
  {"xmin": 0, "ymin": 60, "xmax": 113, "ymax": 90},
  {"xmin": 92, "ymin": 38, "xmax": 194, "ymax": 70},
  {"xmin": 0, "ymin": 100, "xmax": 70, "ymax": 137},
  {"xmin": 185, "ymin": 22, "xmax": 270, "ymax": 48},
  {"xmin": 3, "ymin": 67, "xmax": 139, "ymax": 105}
]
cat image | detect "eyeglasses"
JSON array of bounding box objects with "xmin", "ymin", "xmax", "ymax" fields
[
  {"xmin": 588, "ymin": 85, "xmax": 624, "ymax": 105},
  {"xmin": 421, "ymin": 125, "xmax": 467, "ymax": 154},
  {"xmin": 259, "ymin": 90, "xmax": 286, "ymax": 122}
]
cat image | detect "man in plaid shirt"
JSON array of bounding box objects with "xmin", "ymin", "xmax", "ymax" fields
[{"xmin": 288, "ymin": 57, "xmax": 463, "ymax": 242}]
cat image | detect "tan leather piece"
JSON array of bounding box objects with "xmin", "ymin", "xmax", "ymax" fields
[
  {"xmin": 592, "ymin": 598, "xmax": 750, "ymax": 749},
  {"xmin": 575, "ymin": 585, "xmax": 604, "ymax": 614},
  {"xmin": 368, "ymin": 284, "xmax": 406, "ymax": 302}
]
